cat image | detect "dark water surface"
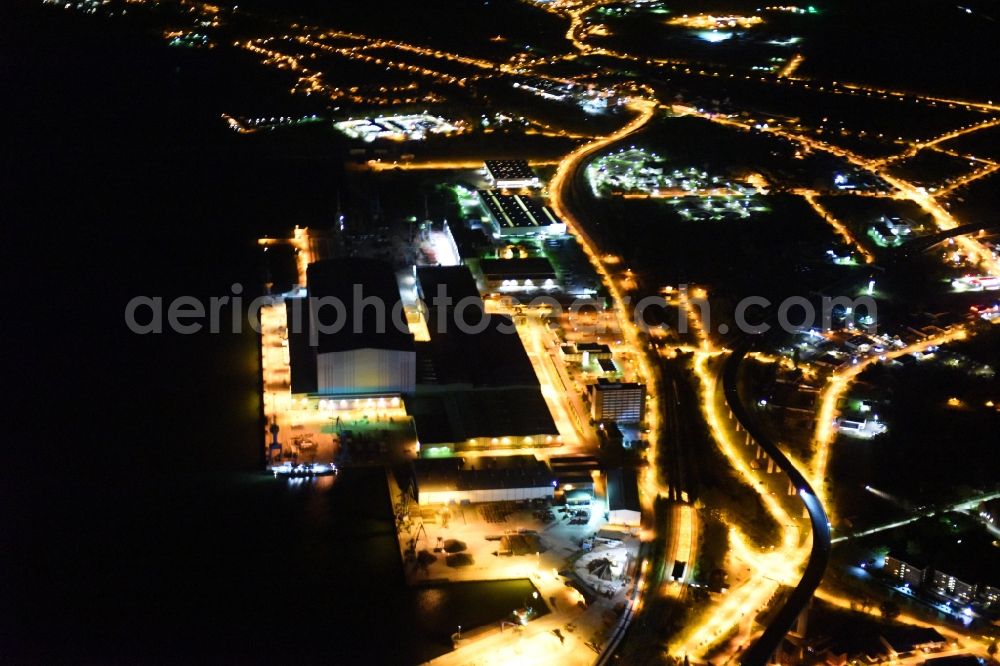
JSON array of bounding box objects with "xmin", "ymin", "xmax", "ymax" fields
[{"xmin": 1, "ymin": 6, "xmax": 534, "ymax": 662}]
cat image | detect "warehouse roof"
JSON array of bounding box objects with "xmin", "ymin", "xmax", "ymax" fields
[
  {"xmin": 286, "ymin": 297, "xmax": 318, "ymax": 394},
  {"xmin": 606, "ymin": 467, "xmax": 641, "ymax": 512},
  {"xmin": 416, "ymin": 265, "xmax": 482, "ymax": 307},
  {"xmin": 416, "ymin": 265, "xmax": 484, "ymax": 329},
  {"xmin": 413, "ymin": 455, "xmax": 555, "ymax": 493},
  {"xmin": 306, "ymin": 258, "xmax": 414, "ymax": 354},
  {"xmin": 409, "ymin": 387, "xmax": 558, "ymax": 446},
  {"xmin": 478, "ymin": 191, "xmax": 562, "ymax": 231},
  {"xmin": 484, "ymin": 159, "xmax": 536, "ymax": 183},
  {"xmin": 480, "ymin": 257, "xmax": 557, "ymax": 279},
  {"xmin": 416, "ymin": 314, "xmax": 537, "ymax": 387}
]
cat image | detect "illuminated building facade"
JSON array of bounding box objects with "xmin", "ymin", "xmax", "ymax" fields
[
  {"xmin": 883, "ymin": 552, "xmax": 926, "ymax": 589},
  {"xmin": 479, "ymin": 257, "xmax": 558, "ymax": 291},
  {"xmin": 484, "ymin": 159, "xmax": 541, "ymax": 189},
  {"xmin": 287, "ymin": 258, "xmax": 416, "ymax": 396},
  {"xmin": 477, "ymin": 190, "xmax": 566, "ymax": 237},
  {"xmin": 411, "ymin": 455, "xmax": 555, "ymax": 505},
  {"xmin": 410, "ymin": 265, "xmax": 559, "ymax": 454},
  {"xmin": 589, "ymin": 379, "xmax": 646, "ymax": 423}
]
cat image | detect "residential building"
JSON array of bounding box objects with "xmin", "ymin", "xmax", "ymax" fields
[
  {"xmin": 927, "ymin": 569, "xmax": 976, "ymax": 603},
  {"xmin": 883, "ymin": 552, "xmax": 926, "ymax": 589}
]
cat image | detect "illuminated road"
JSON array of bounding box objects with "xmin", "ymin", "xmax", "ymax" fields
[
  {"xmin": 672, "ymin": 352, "xmax": 804, "ymax": 661},
  {"xmin": 516, "ymin": 312, "xmax": 594, "ymax": 449},
  {"xmin": 723, "ymin": 338, "xmax": 830, "ymax": 666},
  {"xmin": 876, "ymin": 117, "xmax": 1000, "ymax": 165},
  {"xmin": 905, "ymin": 220, "xmax": 1000, "ymax": 254},
  {"xmin": 796, "ymin": 326, "xmax": 999, "ymax": 660},
  {"xmin": 798, "ymin": 190, "xmax": 875, "ymax": 264},
  {"xmin": 546, "ymin": 96, "xmax": 678, "ymax": 661},
  {"xmin": 677, "ymin": 106, "xmax": 1000, "ymax": 277},
  {"xmin": 814, "ymin": 587, "xmax": 992, "ymax": 661},
  {"xmin": 831, "ymin": 490, "xmax": 1000, "ymax": 544},
  {"xmin": 651, "ymin": 288, "xmax": 809, "ymax": 662},
  {"xmin": 809, "ymin": 326, "xmax": 970, "ymax": 505},
  {"xmin": 367, "ymin": 158, "xmax": 562, "ymax": 171},
  {"xmin": 138, "ymin": 0, "xmax": 1000, "ymax": 658},
  {"xmin": 934, "ymin": 162, "xmax": 1000, "ymax": 197},
  {"xmin": 258, "ymin": 225, "xmax": 326, "ymax": 287},
  {"xmin": 548, "ymin": 96, "xmax": 661, "ymax": 476},
  {"xmin": 777, "ymin": 53, "xmax": 804, "ymax": 79}
]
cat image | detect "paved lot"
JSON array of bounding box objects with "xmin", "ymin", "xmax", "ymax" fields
[
  {"xmin": 395, "ymin": 498, "xmax": 642, "ymax": 665},
  {"xmin": 412, "ymin": 505, "xmax": 640, "ymax": 666},
  {"xmin": 401, "ymin": 501, "xmax": 610, "ymax": 584}
]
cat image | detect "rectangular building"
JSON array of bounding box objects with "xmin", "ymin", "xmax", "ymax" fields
[
  {"xmin": 411, "ymin": 455, "xmax": 555, "ymax": 505},
  {"xmin": 883, "ymin": 552, "xmax": 926, "ymax": 589},
  {"xmin": 416, "ymin": 265, "xmax": 484, "ymax": 330},
  {"xmin": 589, "ymin": 379, "xmax": 646, "ymax": 423},
  {"xmin": 560, "ymin": 343, "xmax": 612, "ymax": 366},
  {"xmin": 479, "ymin": 257, "xmax": 558, "ymax": 291},
  {"xmin": 606, "ymin": 467, "xmax": 641, "ymax": 526},
  {"xmin": 484, "ymin": 159, "xmax": 541, "ymax": 189},
  {"xmin": 287, "ymin": 258, "xmax": 416, "ymax": 396},
  {"xmin": 548, "ymin": 454, "xmax": 600, "ymax": 496},
  {"xmin": 926, "ymin": 569, "xmax": 976, "ymax": 603},
  {"xmin": 578, "ymin": 342, "xmax": 613, "ymax": 363},
  {"xmin": 560, "ymin": 345, "xmax": 583, "ymax": 363},
  {"xmin": 410, "ymin": 264, "xmax": 559, "ymax": 454},
  {"xmin": 409, "ymin": 387, "xmax": 560, "ymax": 455},
  {"xmin": 477, "ymin": 190, "xmax": 565, "ymax": 237}
]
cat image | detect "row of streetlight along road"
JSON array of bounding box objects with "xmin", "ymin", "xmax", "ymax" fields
[{"xmin": 132, "ymin": 0, "xmax": 1000, "ymax": 659}]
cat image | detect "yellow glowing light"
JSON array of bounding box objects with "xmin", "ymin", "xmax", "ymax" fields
[{"xmin": 668, "ymin": 14, "xmax": 763, "ymax": 29}]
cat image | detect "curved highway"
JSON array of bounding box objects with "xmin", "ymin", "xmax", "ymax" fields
[
  {"xmin": 901, "ymin": 219, "xmax": 1000, "ymax": 255},
  {"xmin": 549, "ymin": 100, "xmax": 830, "ymax": 664},
  {"xmin": 550, "ymin": 100, "xmax": 830, "ymax": 664},
  {"xmin": 723, "ymin": 337, "xmax": 831, "ymax": 666}
]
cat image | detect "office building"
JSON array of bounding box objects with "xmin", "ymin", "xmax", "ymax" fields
[{"xmin": 589, "ymin": 379, "xmax": 646, "ymax": 423}]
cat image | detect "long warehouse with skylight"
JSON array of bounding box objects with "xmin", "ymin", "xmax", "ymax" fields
[{"xmin": 477, "ymin": 190, "xmax": 567, "ymax": 237}]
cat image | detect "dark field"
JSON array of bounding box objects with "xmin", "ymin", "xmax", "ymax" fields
[{"xmin": 830, "ymin": 327, "xmax": 1000, "ymax": 519}]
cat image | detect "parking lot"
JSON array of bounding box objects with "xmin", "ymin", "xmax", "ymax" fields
[{"xmin": 399, "ymin": 497, "xmax": 615, "ymax": 585}]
